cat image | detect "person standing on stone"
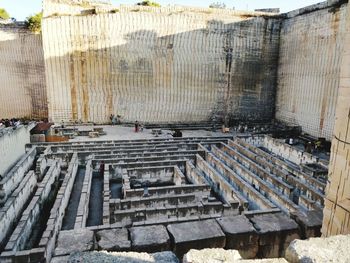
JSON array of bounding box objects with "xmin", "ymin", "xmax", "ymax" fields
[
  {"xmin": 112, "ymin": 115, "xmax": 117, "ymax": 126},
  {"xmin": 134, "ymin": 120, "xmax": 139, "ymax": 133}
]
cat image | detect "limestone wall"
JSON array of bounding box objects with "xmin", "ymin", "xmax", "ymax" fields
[
  {"xmin": 276, "ymin": 2, "xmax": 348, "ymax": 140},
  {"xmin": 42, "ymin": 1, "xmax": 281, "ymax": 123},
  {"xmin": 0, "ymin": 124, "xmax": 34, "ymax": 177},
  {"xmin": 0, "ymin": 23, "xmax": 47, "ymax": 119},
  {"xmin": 322, "ymin": 1, "xmax": 350, "ymax": 237}
]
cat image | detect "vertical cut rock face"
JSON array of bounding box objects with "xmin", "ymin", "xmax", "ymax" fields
[
  {"xmin": 275, "ymin": 3, "xmax": 348, "ymax": 140},
  {"xmin": 0, "ymin": 24, "xmax": 47, "ymax": 119},
  {"xmin": 42, "ymin": 0, "xmax": 280, "ymax": 123}
]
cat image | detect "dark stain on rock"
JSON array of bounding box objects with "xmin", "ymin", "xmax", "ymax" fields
[
  {"xmin": 69, "ymin": 53, "xmax": 78, "ymax": 121},
  {"xmin": 80, "ymin": 51, "xmax": 89, "ymax": 122},
  {"xmin": 223, "ymin": 18, "xmax": 281, "ymax": 124}
]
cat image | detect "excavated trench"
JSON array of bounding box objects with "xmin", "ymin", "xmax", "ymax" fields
[
  {"xmin": 62, "ymin": 167, "xmax": 86, "ymax": 230},
  {"xmin": 86, "ymin": 171, "xmax": 103, "ymax": 226}
]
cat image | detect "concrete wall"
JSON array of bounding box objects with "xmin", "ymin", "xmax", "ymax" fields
[
  {"xmin": 276, "ymin": 2, "xmax": 348, "ymax": 140},
  {"xmin": 322, "ymin": 1, "xmax": 350, "ymax": 237},
  {"xmin": 42, "ymin": 0, "xmax": 281, "ymax": 123},
  {"xmin": 0, "ymin": 23, "xmax": 47, "ymax": 119},
  {"xmin": 0, "ymin": 124, "xmax": 34, "ymax": 177}
]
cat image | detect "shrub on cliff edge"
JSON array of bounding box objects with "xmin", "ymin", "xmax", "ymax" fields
[
  {"xmin": 0, "ymin": 8, "xmax": 10, "ymax": 20},
  {"xmin": 136, "ymin": 1, "xmax": 161, "ymax": 7},
  {"xmin": 25, "ymin": 12, "xmax": 43, "ymax": 33}
]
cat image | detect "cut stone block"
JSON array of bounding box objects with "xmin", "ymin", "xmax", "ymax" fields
[
  {"xmin": 240, "ymin": 259, "xmax": 289, "ymax": 263},
  {"xmin": 285, "ymin": 234, "xmax": 350, "ymax": 263},
  {"xmin": 216, "ymin": 215, "xmax": 259, "ymax": 258},
  {"xmin": 167, "ymin": 219, "xmax": 226, "ymax": 258},
  {"xmin": 68, "ymin": 251, "xmax": 179, "ymax": 263},
  {"xmin": 183, "ymin": 248, "xmax": 241, "ymax": 263},
  {"xmin": 55, "ymin": 229, "xmax": 95, "ymax": 256},
  {"xmin": 130, "ymin": 225, "xmax": 170, "ymax": 253},
  {"xmin": 96, "ymin": 228, "xmax": 131, "ymax": 251},
  {"xmin": 183, "ymin": 248, "xmax": 289, "ymax": 263},
  {"xmin": 250, "ymin": 213, "xmax": 300, "ymax": 258},
  {"xmin": 51, "ymin": 256, "xmax": 69, "ymax": 263},
  {"xmin": 291, "ymin": 209, "xmax": 323, "ymax": 239}
]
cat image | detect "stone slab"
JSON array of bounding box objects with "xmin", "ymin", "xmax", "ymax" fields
[
  {"xmin": 67, "ymin": 250, "xmax": 179, "ymax": 263},
  {"xmin": 291, "ymin": 210, "xmax": 323, "ymax": 239},
  {"xmin": 96, "ymin": 228, "xmax": 131, "ymax": 251},
  {"xmin": 54, "ymin": 229, "xmax": 95, "ymax": 256},
  {"xmin": 183, "ymin": 248, "xmax": 241, "ymax": 263},
  {"xmin": 250, "ymin": 213, "xmax": 300, "ymax": 258},
  {"xmin": 216, "ymin": 215, "xmax": 259, "ymax": 258},
  {"xmin": 130, "ymin": 225, "xmax": 170, "ymax": 253},
  {"xmin": 167, "ymin": 219, "xmax": 226, "ymax": 258},
  {"xmin": 51, "ymin": 256, "xmax": 70, "ymax": 263}
]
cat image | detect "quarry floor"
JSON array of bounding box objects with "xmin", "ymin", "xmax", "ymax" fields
[{"xmin": 69, "ymin": 125, "xmax": 229, "ymax": 141}]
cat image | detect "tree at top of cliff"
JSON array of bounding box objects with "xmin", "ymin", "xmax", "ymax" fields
[
  {"xmin": 0, "ymin": 8, "xmax": 10, "ymax": 20},
  {"xmin": 25, "ymin": 12, "xmax": 43, "ymax": 33},
  {"xmin": 136, "ymin": 1, "xmax": 161, "ymax": 7}
]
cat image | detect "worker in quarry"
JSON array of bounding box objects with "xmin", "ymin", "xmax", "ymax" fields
[
  {"xmin": 135, "ymin": 120, "xmax": 140, "ymax": 132},
  {"xmin": 173, "ymin": 129, "xmax": 183, "ymax": 138},
  {"xmin": 110, "ymin": 114, "xmax": 116, "ymax": 125},
  {"xmin": 112, "ymin": 115, "xmax": 117, "ymax": 126}
]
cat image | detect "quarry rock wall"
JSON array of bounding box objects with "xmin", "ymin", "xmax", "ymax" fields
[
  {"xmin": 322, "ymin": 0, "xmax": 350, "ymax": 237},
  {"xmin": 42, "ymin": 3, "xmax": 281, "ymax": 123},
  {"xmin": 0, "ymin": 124, "xmax": 34, "ymax": 177},
  {"xmin": 0, "ymin": 24, "xmax": 47, "ymax": 119},
  {"xmin": 0, "ymin": 0, "xmax": 348, "ymax": 139},
  {"xmin": 276, "ymin": 2, "xmax": 348, "ymax": 140}
]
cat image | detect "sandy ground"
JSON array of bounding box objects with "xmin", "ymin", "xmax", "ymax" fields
[{"xmin": 69, "ymin": 125, "xmax": 232, "ymax": 142}]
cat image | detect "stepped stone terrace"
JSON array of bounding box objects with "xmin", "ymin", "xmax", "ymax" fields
[{"xmin": 0, "ymin": 130, "xmax": 327, "ymax": 262}]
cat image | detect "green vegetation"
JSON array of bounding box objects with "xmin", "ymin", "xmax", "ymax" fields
[
  {"xmin": 136, "ymin": 1, "xmax": 161, "ymax": 7},
  {"xmin": 25, "ymin": 12, "xmax": 43, "ymax": 33},
  {"xmin": 0, "ymin": 8, "xmax": 10, "ymax": 20},
  {"xmin": 209, "ymin": 2, "xmax": 226, "ymax": 9}
]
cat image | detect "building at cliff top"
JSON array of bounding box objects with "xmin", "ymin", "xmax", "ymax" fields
[{"xmin": 0, "ymin": 0, "xmax": 350, "ymax": 262}]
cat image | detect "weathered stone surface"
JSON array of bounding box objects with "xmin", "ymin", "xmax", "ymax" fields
[
  {"xmin": 96, "ymin": 228, "xmax": 131, "ymax": 251},
  {"xmin": 67, "ymin": 250, "xmax": 179, "ymax": 263},
  {"xmin": 276, "ymin": 3, "xmax": 347, "ymax": 140},
  {"xmin": 285, "ymin": 234, "xmax": 350, "ymax": 263},
  {"xmin": 167, "ymin": 219, "xmax": 226, "ymax": 258},
  {"xmin": 183, "ymin": 248, "xmax": 241, "ymax": 263},
  {"xmin": 55, "ymin": 229, "xmax": 95, "ymax": 256},
  {"xmin": 0, "ymin": 24, "xmax": 47, "ymax": 120},
  {"xmin": 291, "ymin": 210, "xmax": 322, "ymax": 239},
  {"xmin": 50, "ymin": 255, "xmax": 70, "ymax": 263},
  {"xmin": 183, "ymin": 248, "xmax": 289, "ymax": 263},
  {"xmin": 250, "ymin": 213, "xmax": 300, "ymax": 258},
  {"xmin": 216, "ymin": 215, "xmax": 259, "ymax": 258},
  {"xmin": 322, "ymin": 2, "xmax": 350, "ymax": 236},
  {"xmin": 130, "ymin": 225, "xmax": 170, "ymax": 253},
  {"xmin": 241, "ymin": 259, "xmax": 289, "ymax": 263},
  {"xmin": 42, "ymin": 1, "xmax": 281, "ymax": 124}
]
